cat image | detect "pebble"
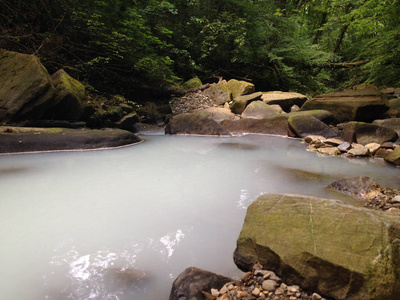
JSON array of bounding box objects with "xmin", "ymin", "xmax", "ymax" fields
[{"xmin": 262, "ymin": 279, "xmax": 278, "ymax": 292}]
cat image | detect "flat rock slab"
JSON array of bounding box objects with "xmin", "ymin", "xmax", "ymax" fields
[
  {"xmin": 0, "ymin": 126, "xmax": 141, "ymax": 153},
  {"xmin": 261, "ymin": 91, "xmax": 308, "ymax": 112},
  {"xmin": 301, "ymin": 88, "xmax": 389, "ymax": 123},
  {"xmin": 234, "ymin": 193, "xmax": 400, "ymax": 300}
]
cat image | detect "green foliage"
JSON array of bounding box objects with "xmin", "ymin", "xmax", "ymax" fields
[{"xmin": 1, "ymin": 0, "xmax": 399, "ymax": 99}]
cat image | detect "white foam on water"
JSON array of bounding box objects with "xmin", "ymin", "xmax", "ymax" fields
[{"xmin": 0, "ymin": 135, "xmax": 399, "ymax": 299}]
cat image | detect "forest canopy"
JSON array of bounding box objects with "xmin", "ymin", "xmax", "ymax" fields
[{"xmin": 1, "ymin": 0, "xmax": 399, "ymax": 99}]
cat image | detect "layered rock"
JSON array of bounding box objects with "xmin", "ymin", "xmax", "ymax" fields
[
  {"xmin": 301, "ymin": 88, "xmax": 390, "ymax": 123},
  {"xmin": 261, "ymin": 91, "xmax": 308, "ymax": 112},
  {"xmin": 234, "ymin": 193, "xmax": 400, "ymax": 300},
  {"xmin": 0, "ymin": 126, "xmax": 141, "ymax": 153}
]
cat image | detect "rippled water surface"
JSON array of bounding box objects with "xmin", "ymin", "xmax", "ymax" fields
[{"xmin": 1, "ymin": 134, "xmax": 399, "ymax": 300}]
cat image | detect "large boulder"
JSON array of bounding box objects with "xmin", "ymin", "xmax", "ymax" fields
[
  {"xmin": 288, "ymin": 114, "xmax": 337, "ymax": 138},
  {"xmin": 262, "ymin": 91, "xmax": 308, "ymax": 112},
  {"xmin": 241, "ymin": 101, "xmax": 284, "ymax": 119},
  {"xmin": 169, "ymin": 267, "xmax": 235, "ymax": 300},
  {"xmin": 234, "ymin": 193, "xmax": 400, "ymax": 300},
  {"xmin": 301, "ymin": 88, "xmax": 390, "ymax": 123},
  {"xmin": 373, "ymin": 118, "xmax": 400, "ymax": 138},
  {"xmin": 0, "ymin": 126, "xmax": 141, "ymax": 153},
  {"xmin": 196, "ymin": 107, "xmax": 236, "ymax": 123},
  {"xmin": 0, "ymin": 49, "xmax": 56, "ymax": 121},
  {"xmin": 226, "ymin": 79, "xmax": 255, "ymax": 98},
  {"xmin": 287, "ymin": 110, "xmax": 334, "ymax": 124},
  {"xmin": 220, "ymin": 114, "xmax": 290, "ymax": 136},
  {"xmin": 43, "ymin": 69, "xmax": 85, "ymax": 121},
  {"xmin": 230, "ymin": 92, "xmax": 263, "ymax": 114},
  {"xmin": 342, "ymin": 121, "xmax": 398, "ymax": 145},
  {"xmin": 165, "ymin": 112, "xmax": 231, "ymax": 136},
  {"xmin": 203, "ymin": 81, "xmax": 232, "ymax": 106}
]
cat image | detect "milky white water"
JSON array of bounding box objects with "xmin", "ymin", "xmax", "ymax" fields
[{"xmin": 1, "ymin": 134, "xmax": 399, "ymax": 300}]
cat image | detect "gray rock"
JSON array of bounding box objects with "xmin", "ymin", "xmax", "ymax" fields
[
  {"xmin": 196, "ymin": 107, "xmax": 236, "ymax": 123},
  {"xmin": 241, "ymin": 101, "xmax": 284, "ymax": 119},
  {"xmin": 288, "ymin": 114, "xmax": 337, "ymax": 138},
  {"xmin": 169, "ymin": 267, "xmax": 235, "ymax": 300},
  {"xmin": 338, "ymin": 142, "xmax": 351, "ymax": 152},
  {"xmin": 203, "ymin": 81, "xmax": 232, "ymax": 105},
  {"xmin": 262, "ymin": 279, "xmax": 278, "ymax": 292},
  {"xmin": 342, "ymin": 121, "xmax": 398, "ymax": 145},
  {"xmin": 165, "ymin": 112, "xmax": 231, "ymax": 136}
]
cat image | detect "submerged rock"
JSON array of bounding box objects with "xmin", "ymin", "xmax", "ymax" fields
[{"xmin": 234, "ymin": 193, "xmax": 400, "ymax": 300}]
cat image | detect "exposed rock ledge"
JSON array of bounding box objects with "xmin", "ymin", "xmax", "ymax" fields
[{"xmin": 0, "ymin": 126, "xmax": 142, "ymax": 154}]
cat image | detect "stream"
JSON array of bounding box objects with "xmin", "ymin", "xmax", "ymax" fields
[{"xmin": 1, "ymin": 134, "xmax": 399, "ymax": 300}]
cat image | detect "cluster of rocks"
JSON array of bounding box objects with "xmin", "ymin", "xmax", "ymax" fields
[
  {"xmin": 327, "ymin": 176, "xmax": 400, "ymax": 213},
  {"xmin": 205, "ymin": 267, "xmax": 326, "ymax": 300},
  {"xmin": 303, "ymin": 134, "xmax": 400, "ymax": 165}
]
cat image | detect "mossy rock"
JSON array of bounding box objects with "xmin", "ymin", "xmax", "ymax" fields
[
  {"xmin": 230, "ymin": 92, "xmax": 263, "ymax": 114},
  {"xmin": 241, "ymin": 101, "xmax": 284, "ymax": 119},
  {"xmin": 234, "ymin": 193, "xmax": 400, "ymax": 300},
  {"xmin": 181, "ymin": 77, "xmax": 203, "ymax": 90},
  {"xmin": 0, "ymin": 49, "xmax": 56, "ymax": 121},
  {"xmin": 227, "ymin": 79, "xmax": 255, "ymax": 99},
  {"xmin": 203, "ymin": 81, "xmax": 232, "ymax": 105},
  {"xmin": 384, "ymin": 147, "xmax": 400, "ymax": 166},
  {"xmin": 43, "ymin": 69, "xmax": 85, "ymax": 120}
]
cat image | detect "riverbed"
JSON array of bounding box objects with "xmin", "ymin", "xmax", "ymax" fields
[{"xmin": 1, "ymin": 134, "xmax": 399, "ymax": 300}]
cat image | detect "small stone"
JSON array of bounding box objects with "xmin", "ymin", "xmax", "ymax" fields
[
  {"xmin": 338, "ymin": 141, "xmax": 351, "ymax": 151},
  {"xmin": 324, "ymin": 138, "xmax": 343, "ymax": 146},
  {"xmin": 393, "ymin": 196, "xmax": 400, "ymax": 203},
  {"xmin": 279, "ymin": 283, "xmax": 287, "ymax": 290},
  {"xmin": 217, "ymin": 294, "xmax": 229, "ymax": 300},
  {"xmin": 289, "ymin": 297, "xmax": 297, "ymax": 300},
  {"xmin": 365, "ymin": 142, "xmax": 381, "ymax": 154},
  {"xmin": 381, "ymin": 142, "xmax": 395, "ymax": 149},
  {"xmin": 317, "ymin": 147, "xmax": 340, "ymax": 156},
  {"xmin": 241, "ymin": 271, "xmax": 252, "ymax": 282},
  {"xmin": 304, "ymin": 135, "xmax": 326, "ymax": 144},
  {"xmin": 312, "ymin": 292, "xmax": 322, "ymax": 300},
  {"xmin": 274, "ymin": 287, "xmax": 285, "ymax": 295},
  {"xmin": 236, "ymin": 291, "xmax": 248, "ymax": 298},
  {"xmin": 252, "ymin": 287, "xmax": 261, "ymax": 296},
  {"xmin": 287, "ymin": 285, "xmax": 300, "ymax": 293},
  {"xmin": 262, "ymin": 279, "xmax": 278, "ymax": 292},
  {"xmin": 227, "ymin": 284, "xmax": 235, "ymax": 290},
  {"xmin": 351, "ymin": 142, "xmax": 364, "ymax": 149},
  {"xmin": 219, "ymin": 285, "xmax": 228, "ymax": 294},
  {"xmin": 348, "ymin": 146, "xmax": 369, "ymax": 156},
  {"xmin": 211, "ymin": 288, "xmax": 219, "ymax": 297}
]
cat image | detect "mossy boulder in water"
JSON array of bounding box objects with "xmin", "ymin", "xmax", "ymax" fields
[
  {"xmin": 234, "ymin": 193, "xmax": 400, "ymax": 300},
  {"xmin": 384, "ymin": 147, "xmax": 400, "ymax": 166},
  {"xmin": 0, "ymin": 49, "xmax": 56, "ymax": 121}
]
